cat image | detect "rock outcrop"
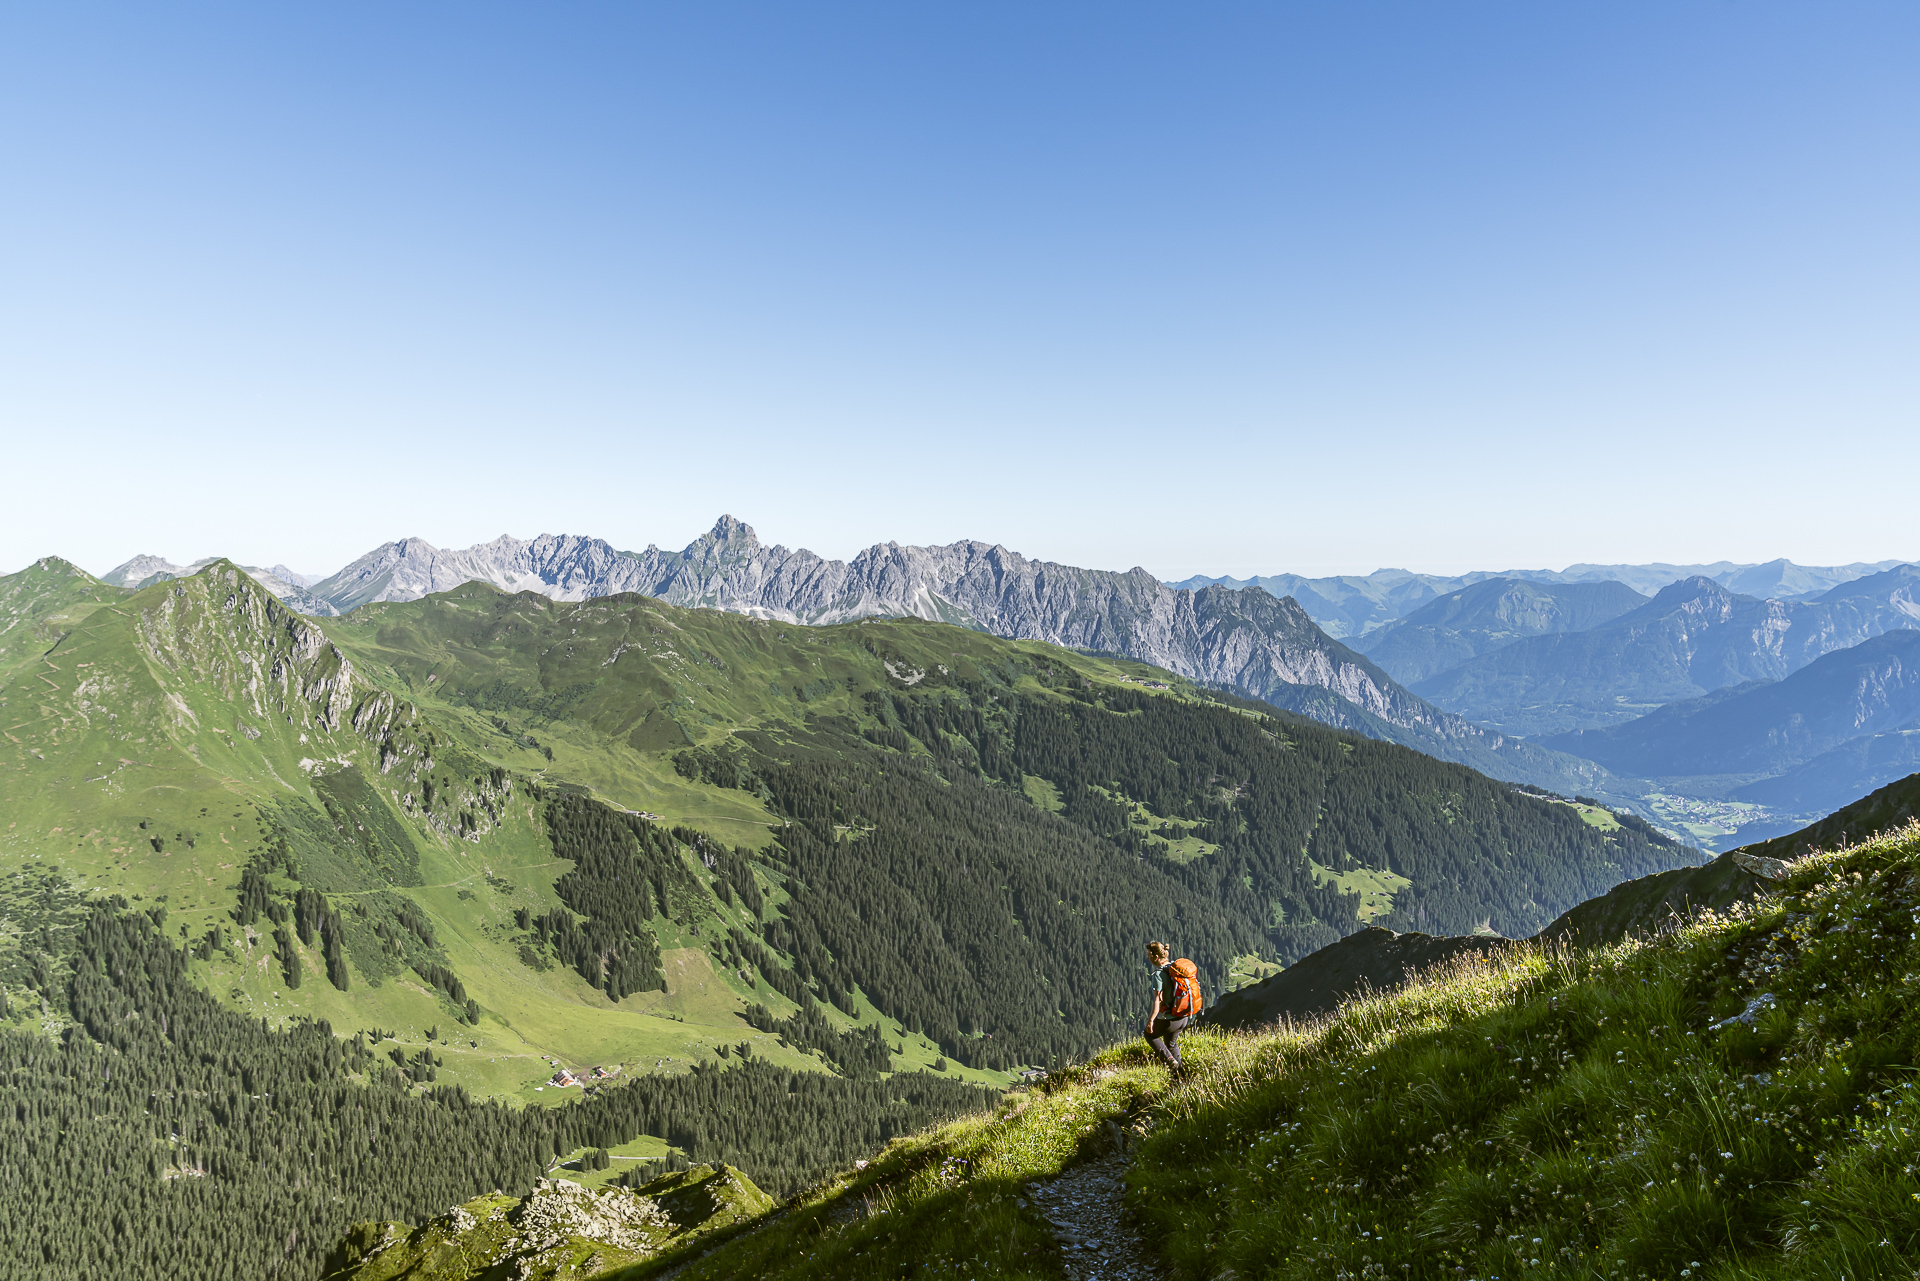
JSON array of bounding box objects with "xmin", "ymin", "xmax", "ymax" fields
[{"xmin": 323, "ymin": 1163, "xmax": 773, "ymax": 1281}]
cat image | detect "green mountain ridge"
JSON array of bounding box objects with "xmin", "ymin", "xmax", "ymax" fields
[{"xmin": 156, "ymin": 521, "xmax": 1628, "ymax": 800}]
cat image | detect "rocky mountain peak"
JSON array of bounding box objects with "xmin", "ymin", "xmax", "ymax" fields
[
  {"xmin": 102, "ymin": 553, "xmax": 190, "ymax": 587},
  {"xmin": 704, "ymin": 514, "xmax": 759, "ymax": 546},
  {"xmin": 1650, "ymin": 575, "xmax": 1739, "ymax": 606}
]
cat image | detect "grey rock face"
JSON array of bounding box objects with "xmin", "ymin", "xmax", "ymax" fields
[{"xmin": 101, "ymin": 553, "xmax": 191, "ymax": 588}]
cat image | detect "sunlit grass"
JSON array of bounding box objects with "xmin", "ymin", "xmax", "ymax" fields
[
  {"xmin": 1134, "ymin": 820, "xmax": 1920, "ymax": 1281},
  {"xmin": 664, "ymin": 820, "xmax": 1920, "ymax": 1281}
]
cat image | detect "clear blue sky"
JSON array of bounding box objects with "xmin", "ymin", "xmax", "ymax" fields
[{"xmin": 3, "ymin": 3, "xmax": 1916, "ymax": 580}]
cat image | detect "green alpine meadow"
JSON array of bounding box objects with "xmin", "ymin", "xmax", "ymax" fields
[{"xmin": 1, "ymin": 557, "xmax": 1914, "ymax": 1279}]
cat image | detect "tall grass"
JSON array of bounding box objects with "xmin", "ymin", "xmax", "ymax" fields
[
  {"xmin": 1133, "ymin": 821, "xmax": 1920, "ymax": 1280},
  {"xmin": 632, "ymin": 821, "xmax": 1920, "ymax": 1280}
]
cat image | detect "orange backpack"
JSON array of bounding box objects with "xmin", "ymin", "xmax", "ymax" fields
[{"xmin": 1168, "ymin": 958, "xmax": 1204, "ymax": 1019}]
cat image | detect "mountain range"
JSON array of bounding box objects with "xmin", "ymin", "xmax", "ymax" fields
[
  {"xmin": 106, "ymin": 521, "xmax": 1611, "ymax": 796},
  {"xmin": 0, "ymin": 554, "xmax": 1706, "ymax": 1277},
  {"xmin": 1352, "ymin": 577, "xmax": 1651, "ymax": 684},
  {"xmin": 9, "ymin": 538, "xmax": 1914, "ymax": 1280},
  {"xmin": 82, "ymin": 525, "xmax": 1920, "ymax": 834},
  {"xmin": 1402, "ymin": 568, "xmax": 1920, "ymax": 737},
  {"xmin": 100, "ymin": 551, "xmax": 336, "ymax": 615},
  {"xmin": 1169, "ymin": 557, "xmax": 1907, "ymax": 637},
  {"xmin": 1540, "ymin": 628, "xmax": 1920, "ymax": 783}
]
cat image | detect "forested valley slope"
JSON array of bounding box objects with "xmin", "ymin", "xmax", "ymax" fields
[{"xmin": 0, "ymin": 558, "xmax": 1693, "ymax": 1279}]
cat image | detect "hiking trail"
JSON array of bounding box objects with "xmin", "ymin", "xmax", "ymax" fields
[{"xmin": 1026, "ymin": 1133, "xmax": 1165, "ymax": 1281}]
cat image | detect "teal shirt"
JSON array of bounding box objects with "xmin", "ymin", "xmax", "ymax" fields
[{"xmin": 1152, "ymin": 962, "xmax": 1177, "ymax": 1011}]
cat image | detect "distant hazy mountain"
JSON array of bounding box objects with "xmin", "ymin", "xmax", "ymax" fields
[
  {"xmin": 1173, "ymin": 558, "xmax": 1908, "ymax": 636},
  {"xmin": 99, "ymin": 553, "xmax": 193, "ymax": 588},
  {"xmin": 102, "ymin": 553, "xmax": 335, "ymax": 615},
  {"xmin": 302, "ymin": 519, "xmax": 1609, "ymax": 794},
  {"xmin": 1408, "ymin": 568, "xmax": 1920, "ymax": 737},
  {"xmin": 1355, "ymin": 578, "xmax": 1649, "ymax": 685},
  {"xmin": 1541, "ymin": 630, "xmax": 1920, "ymax": 781},
  {"xmin": 1542, "ymin": 559, "xmax": 1906, "ymax": 600},
  {"xmin": 1162, "ymin": 570, "xmax": 1497, "ymax": 639},
  {"xmin": 1734, "ymin": 722, "xmax": 1920, "ymax": 815}
]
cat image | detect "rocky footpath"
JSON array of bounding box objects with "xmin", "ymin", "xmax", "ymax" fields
[{"xmin": 323, "ymin": 1164, "xmax": 773, "ymax": 1281}]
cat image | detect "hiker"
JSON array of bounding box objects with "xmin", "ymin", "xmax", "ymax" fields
[{"xmin": 1142, "ymin": 941, "xmax": 1202, "ymax": 1071}]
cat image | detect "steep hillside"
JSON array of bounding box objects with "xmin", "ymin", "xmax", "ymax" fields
[
  {"xmin": 0, "ymin": 562, "xmax": 937, "ymax": 1097},
  {"xmin": 1208, "ymin": 772, "xmax": 1920, "ymax": 1040},
  {"xmin": 327, "ymin": 580, "xmax": 1689, "ymax": 970},
  {"xmin": 1543, "ymin": 630, "xmax": 1920, "ymax": 784},
  {"xmin": 1356, "ymin": 577, "xmax": 1648, "ymax": 685},
  {"xmin": 1736, "ymin": 771, "xmax": 1920, "ymax": 861},
  {"xmin": 0, "ymin": 562, "xmax": 1691, "ymax": 1071},
  {"xmin": 349, "ymin": 817, "xmax": 1920, "ymax": 1281},
  {"xmin": 1413, "ymin": 570, "xmax": 1920, "ymax": 736}
]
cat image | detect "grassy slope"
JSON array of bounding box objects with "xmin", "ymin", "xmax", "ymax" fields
[
  {"xmin": 0, "ymin": 565, "xmax": 1191, "ymax": 1104},
  {"xmin": 0, "ymin": 566, "xmax": 846, "ymax": 1101},
  {"xmin": 0, "ymin": 556, "xmax": 121, "ymax": 685},
  {"xmin": 661, "ymin": 820, "xmax": 1920, "ymax": 1281}
]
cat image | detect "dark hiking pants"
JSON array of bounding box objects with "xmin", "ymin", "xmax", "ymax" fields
[{"xmin": 1144, "ymin": 1014, "xmax": 1192, "ymax": 1069}]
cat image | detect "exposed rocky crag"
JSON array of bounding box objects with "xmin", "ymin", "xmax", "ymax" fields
[
  {"xmin": 113, "ymin": 528, "xmax": 1920, "ymax": 798},
  {"xmin": 324, "ymin": 1164, "xmax": 773, "ymax": 1281},
  {"xmin": 104, "ymin": 552, "xmax": 339, "ymax": 615}
]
